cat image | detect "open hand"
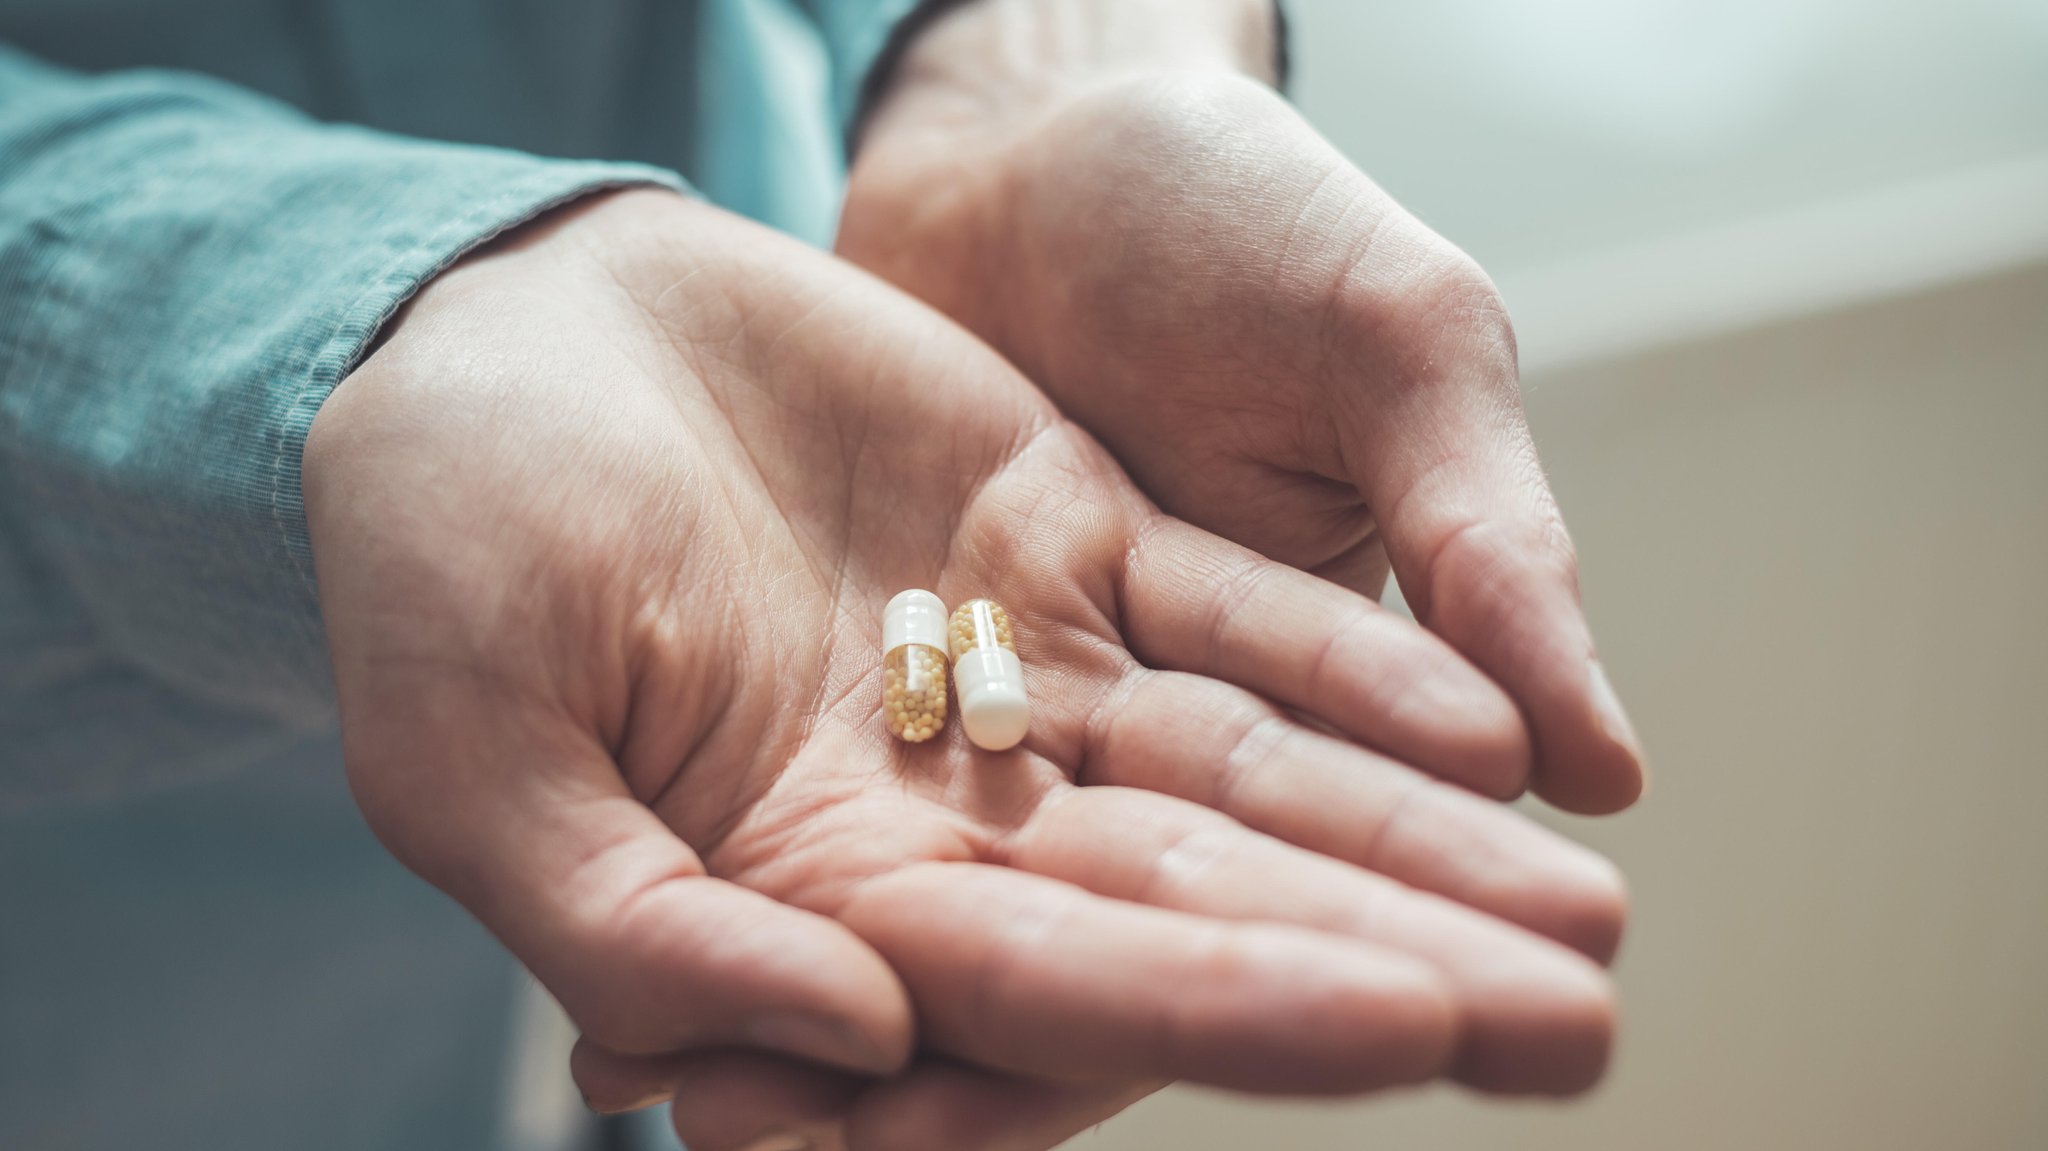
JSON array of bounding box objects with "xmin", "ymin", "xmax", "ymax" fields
[
  {"xmin": 306, "ymin": 190, "xmax": 1623, "ymax": 1151},
  {"xmin": 844, "ymin": 66, "xmax": 1646, "ymax": 816}
]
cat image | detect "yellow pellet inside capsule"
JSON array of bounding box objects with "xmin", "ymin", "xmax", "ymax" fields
[
  {"xmin": 948, "ymin": 599, "xmax": 1015, "ymax": 659},
  {"xmin": 883, "ymin": 642, "xmax": 948, "ymax": 743}
]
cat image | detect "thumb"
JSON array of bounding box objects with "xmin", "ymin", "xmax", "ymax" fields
[
  {"xmin": 341, "ymin": 688, "xmax": 914, "ymax": 1074},
  {"xmin": 1323, "ymin": 216, "xmax": 1646, "ymax": 813}
]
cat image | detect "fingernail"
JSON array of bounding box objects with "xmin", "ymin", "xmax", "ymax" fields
[
  {"xmin": 747, "ymin": 1012, "xmax": 895, "ymax": 1075},
  {"xmin": 1587, "ymin": 659, "xmax": 1644, "ymax": 762}
]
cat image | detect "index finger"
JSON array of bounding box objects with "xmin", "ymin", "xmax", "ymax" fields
[
  {"xmin": 834, "ymin": 861, "xmax": 1457, "ymax": 1094},
  {"xmin": 1322, "ymin": 212, "xmax": 1647, "ymax": 813}
]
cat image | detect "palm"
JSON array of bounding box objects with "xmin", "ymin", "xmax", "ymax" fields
[
  {"xmin": 308, "ymin": 191, "xmax": 1621, "ymax": 1147},
  {"xmin": 843, "ymin": 73, "xmax": 1646, "ymax": 818},
  {"xmin": 844, "ymin": 78, "xmax": 1374, "ymax": 584}
]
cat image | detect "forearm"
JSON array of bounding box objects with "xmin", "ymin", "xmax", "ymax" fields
[
  {"xmin": 862, "ymin": 0, "xmax": 1281, "ymax": 144},
  {"xmin": 0, "ymin": 46, "xmax": 679, "ymax": 797}
]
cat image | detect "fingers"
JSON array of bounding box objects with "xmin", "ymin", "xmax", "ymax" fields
[
  {"xmin": 1320, "ymin": 230, "xmax": 1646, "ymax": 813},
  {"xmin": 1305, "ymin": 530, "xmax": 1393, "ymax": 601},
  {"xmin": 576, "ymin": 1044, "xmax": 857, "ymax": 1145},
  {"xmin": 349, "ymin": 707, "xmax": 915, "ymax": 1075},
  {"xmin": 847, "ymin": 1061, "xmax": 1154, "ymax": 1151},
  {"xmin": 1005, "ymin": 785, "xmax": 1618, "ymax": 1095},
  {"xmin": 835, "ymin": 861, "xmax": 1457, "ymax": 1094},
  {"xmin": 571, "ymin": 1038, "xmax": 699, "ymax": 1118},
  {"xmin": 665, "ymin": 1055, "xmax": 856, "ymax": 1150},
  {"xmin": 576, "ymin": 1044, "xmax": 1154, "ymax": 1151},
  {"xmin": 1080, "ymin": 668, "xmax": 1627, "ymax": 962},
  {"xmin": 1119, "ymin": 516, "xmax": 1531, "ymax": 798},
  {"xmin": 472, "ymin": 783, "xmax": 913, "ymax": 1071}
]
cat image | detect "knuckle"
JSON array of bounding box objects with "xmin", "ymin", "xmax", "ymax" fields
[
  {"xmin": 1428, "ymin": 516, "xmax": 1578, "ymax": 623},
  {"xmin": 1337, "ymin": 241, "xmax": 1521, "ymax": 403},
  {"xmin": 1409, "ymin": 257, "xmax": 1519, "ymax": 389},
  {"xmin": 1427, "ymin": 257, "xmax": 1519, "ymax": 366}
]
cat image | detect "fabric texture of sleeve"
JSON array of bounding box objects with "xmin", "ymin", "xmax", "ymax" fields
[
  {"xmin": 794, "ymin": 0, "xmax": 922, "ymax": 146},
  {"xmin": 0, "ymin": 45, "xmax": 686, "ymax": 803},
  {"xmin": 813, "ymin": 0, "xmax": 1293, "ymax": 158}
]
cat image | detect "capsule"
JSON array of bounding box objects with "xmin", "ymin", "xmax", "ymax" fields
[
  {"xmin": 882, "ymin": 589, "xmax": 950, "ymax": 743},
  {"xmin": 947, "ymin": 598, "xmax": 1031, "ymax": 751}
]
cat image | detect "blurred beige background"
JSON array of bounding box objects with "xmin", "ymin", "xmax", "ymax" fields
[{"xmin": 1067, "ymin": 2, "xmax": 2048, "ymax": 1148}]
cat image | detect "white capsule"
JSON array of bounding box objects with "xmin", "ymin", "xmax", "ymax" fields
[
  {"xmin": 882, "ymin": 590, "xmax": 950, "ymax": 743},
  {"xmin": 947, "ymin": 598, "xmax": 1030, "ymax": 752}
]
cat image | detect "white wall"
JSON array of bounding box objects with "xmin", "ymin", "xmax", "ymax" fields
[{"xmin": 1285, "ymin": 0, "xmax": 2048, "ymax": 275}]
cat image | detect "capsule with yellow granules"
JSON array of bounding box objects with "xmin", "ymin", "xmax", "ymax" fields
[
  {"xmin": 882, "ymin": 589, "xmax": 950, "ymax": 743},
  {"xmin": 948, "ymin": 598, "xmax": 1030, "ymax": 751}
]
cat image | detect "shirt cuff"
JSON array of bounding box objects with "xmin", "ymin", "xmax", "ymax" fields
[
  {"xmin": 0, "ymin": 51, "xmax": 688, "ymax": 731},
  {"xmin": 267, "ymin": 157, "xmax": 690, "ymax": 664},
  {"xmin": 839, "ymin": 0, "xmax": 1295, "ymax": 157}
]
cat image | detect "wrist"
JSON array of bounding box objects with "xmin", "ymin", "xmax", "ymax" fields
[
  {"xmin": 311, "ymin": 188, "xmax": 687, "ymax": 494},
  {"xmin": 860, "ymin": 0, "xmax": 1281, "ymax": 151}
]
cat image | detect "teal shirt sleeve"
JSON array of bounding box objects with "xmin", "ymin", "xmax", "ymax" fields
[
  {"xmin": 0, "ymin": 46, "xmax": 684, "ymax": 803},
  {"xmin": 797, "ymin": 0, "xmax": 922, "ymax": 140},
  {"xmin": 678, "ymin": 0, "xmax": 916, "ymax": 247}
]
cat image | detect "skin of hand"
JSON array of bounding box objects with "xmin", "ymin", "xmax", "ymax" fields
[
  {"xmin": 304, "ymin": 188, "xmax": 1626, "ymax": 1151},
  {"xmin": 837, "ymin": 0, "xmax": 1648, "ymax": 819}
]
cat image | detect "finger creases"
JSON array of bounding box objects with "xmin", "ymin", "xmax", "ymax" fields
[
  {"xmin": 1077, "ymin": 668, "xmax": 1628, "ymax": 963},
  {"xmin": 835, "ymin": 861, "xmax": 1458, "ymax": 1094},
  {"xmin": 1001, "ymin": 785, "xmax": 1619, "ymax": 1096},
  {"xmin": 1323, "ymin": 290, "xmax": 1647, "ymax": 812},
  {"xmin": 1117, "ymin": 516, "xmax": 1531, "ymax": 798},
  {"xmin": 1408, "ymin": 512, "xmax": 1647, "ymax": 813}
]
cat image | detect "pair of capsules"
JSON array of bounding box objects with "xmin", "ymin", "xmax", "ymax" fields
[{"xmin": 881, "ymin": 589, "xmax": 1030, "ymax": 751}]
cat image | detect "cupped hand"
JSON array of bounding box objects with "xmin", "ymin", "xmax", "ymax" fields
[
  {"xmin": 842, "ymin": 69, "xmax": 1647, "ymax": 815},
  {"xmin": 305, "ymin": 190, "xmax": 1622, "ymax": 1151}
]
